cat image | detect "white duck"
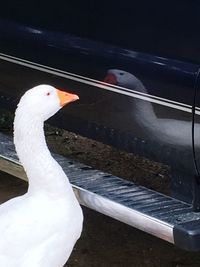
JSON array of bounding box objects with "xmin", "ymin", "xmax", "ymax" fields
[
  {"xmin": 104, "ymin": 69, "xmax": 199, "ymax": 147},
  {"xmin": 0, "ymin": 85, "xmax": 83, "ymax": 267}
]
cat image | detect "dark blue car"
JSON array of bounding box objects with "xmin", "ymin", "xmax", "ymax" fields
[{"xmin": 1, "ymin": 0, "xmax": 200, "ymax": 251}]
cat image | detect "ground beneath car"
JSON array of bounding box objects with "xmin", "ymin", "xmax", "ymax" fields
[{"xmin": 0, "ymin": 111, "xmax": 200, "ymax": 266}]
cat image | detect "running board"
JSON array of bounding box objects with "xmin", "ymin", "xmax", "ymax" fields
[{"xmin": 0, "ymin": 132, "xmax": 200, "ymax": 251}]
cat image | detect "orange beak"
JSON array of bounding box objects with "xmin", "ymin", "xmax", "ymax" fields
[{"xmin": 56, "ymin": 89, "xmax": 79, "ymax": 107}]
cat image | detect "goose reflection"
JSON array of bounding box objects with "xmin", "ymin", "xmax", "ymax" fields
[{"xmin": 104, "ymin": 69, "xmax": 198, "ymax": 147}]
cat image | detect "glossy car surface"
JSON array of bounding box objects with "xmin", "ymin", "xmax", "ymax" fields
[{"xmin": 1, "ymin": 1, "xmax": 200, "ymax": 205}]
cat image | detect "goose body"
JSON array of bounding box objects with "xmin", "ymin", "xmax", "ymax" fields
[{"xmin": 0, "ymin": 85, "xmax": 83, "ymax": 267}]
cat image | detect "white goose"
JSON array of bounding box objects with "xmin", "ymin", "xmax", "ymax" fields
[
  {"xmin": 0, "ymin": 85, "xmax": 83, "ymax": 267},
  {"xmin": 104, "ymin": 69, "xmax": 199, "ymax": 147}
]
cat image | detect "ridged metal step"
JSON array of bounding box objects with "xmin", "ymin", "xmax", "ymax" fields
[{"xmin": 0, "ymin": 132, "xmax": 200, "ymax": 251}]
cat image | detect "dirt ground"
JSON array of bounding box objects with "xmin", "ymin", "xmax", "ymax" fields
[{"xmin": 1, "ymin": 112, "xmax": 200, "ymax": 266}]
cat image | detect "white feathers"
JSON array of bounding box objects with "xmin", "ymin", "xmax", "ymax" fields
[{"xmin": 0, "ymin": 85, "xmax": 83, "ymax": 267}]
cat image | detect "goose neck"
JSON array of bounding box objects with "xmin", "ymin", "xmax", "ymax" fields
[{"xmin": 14, "ymin": 112, "xmax": 73, "ymax": 196}]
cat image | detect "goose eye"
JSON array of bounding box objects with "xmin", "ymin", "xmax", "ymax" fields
[{"xmin": 46, "ymin": 92, "xmax": 51, "ymax": 96}]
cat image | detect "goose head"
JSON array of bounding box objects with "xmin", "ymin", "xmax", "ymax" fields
[
  {"xmin": 104, "ymin": 69, "xmax": 145, "ymax": 91},
  {"xmin": 17, "ymin": 84, "xmax": 79, "ymax": 121}
]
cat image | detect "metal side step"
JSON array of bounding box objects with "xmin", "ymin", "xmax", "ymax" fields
[{"xmin": 0, "ymin": 132, "xmax": 200, "ymax": 251}]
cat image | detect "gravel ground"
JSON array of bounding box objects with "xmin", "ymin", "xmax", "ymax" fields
[
  {"xmin": 45, "ymin": 126, "xmax": 170, "ymax": 195},
  {"xmin": 0, "ymin": 111, "xmax": 200, "ymax": 266}
]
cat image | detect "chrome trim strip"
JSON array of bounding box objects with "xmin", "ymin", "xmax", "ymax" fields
[
  {"xmin": 74, "ymin": 186, "xmax": 174, "ymax": 243},
  {"xmin": 0, "ymin": 53, "xmax": 194, "ymax": 114},
  {"xmin": 0, "ymin": 144, "xmax": 174, "ymax": 244}
]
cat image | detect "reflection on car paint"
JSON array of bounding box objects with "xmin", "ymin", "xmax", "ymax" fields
[{"xmin": 104, "ymin": 69, "xmax": 197, "ymax": 147}]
